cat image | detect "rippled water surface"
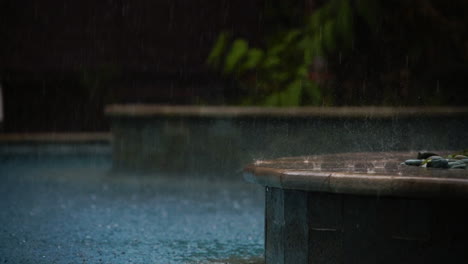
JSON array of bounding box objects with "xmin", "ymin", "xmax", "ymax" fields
[{"xmin": 0, "ymin": 153, "xmax": 264, "ymax": 264}]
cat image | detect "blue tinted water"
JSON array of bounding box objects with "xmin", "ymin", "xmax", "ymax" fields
[{"xmin": 0, "ymin": 154, "xmax": 264, "ymax": 264}]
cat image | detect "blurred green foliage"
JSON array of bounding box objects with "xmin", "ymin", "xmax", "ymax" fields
[
  {"xmin": 208, "ymin": 0, "xmax": 377, "ymax": 106},
  {"xmin": 208, "ymin": 0, "xmax": 468, "ymax": 106}
]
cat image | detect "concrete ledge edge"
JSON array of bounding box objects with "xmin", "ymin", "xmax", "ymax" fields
[{"xmin": 105, "ymin": 104, "xmax": 468, "ymax": 118}]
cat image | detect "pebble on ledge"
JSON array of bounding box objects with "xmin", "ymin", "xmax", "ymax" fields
[{"xmin": 404, "ymin": 152, "xmax": 468, "ymax": 169}]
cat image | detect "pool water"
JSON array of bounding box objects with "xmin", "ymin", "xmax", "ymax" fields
[{"xmin": 0, "ymin": 153, "xmax": 264, "ymax": 264}]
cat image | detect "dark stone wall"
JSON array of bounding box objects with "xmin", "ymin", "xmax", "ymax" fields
[
  {"xmin": 266, "ymin": 187, "xmax": 468, "ymax": 264},
  {"xmin": 0, "ymin": 0, "xmax": 263, "ymax": 132}
]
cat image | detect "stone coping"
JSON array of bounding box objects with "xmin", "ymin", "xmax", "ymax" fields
[
  {"xmin": 105, "ymin": 104, "xmax": 468, "ymax": 118},
  {"xmin": 0, "ymin": 132, "xmax": 112, "ymax": 143},
  {"xmin": 244, "ymin": 152, "xmax": 468, "ymax": 198}
]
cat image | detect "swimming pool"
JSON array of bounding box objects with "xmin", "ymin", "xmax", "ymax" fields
[{"xmin": 0, "ymin": 149, "xmax": 264, "ymax": 263}]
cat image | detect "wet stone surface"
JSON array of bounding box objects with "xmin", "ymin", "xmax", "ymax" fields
[
  {"xmin": 244, "ymin": 152, "xmax": 468, "ymax": 264},
  {"xmin": 245, "ymin": 151, "xmax": 468, "ymax": 198}
]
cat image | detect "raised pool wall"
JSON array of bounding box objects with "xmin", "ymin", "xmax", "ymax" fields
[
  {"xmin": 105, "ymin": 105, "xmax": 468, "ymax": 176},
  {"xmin": 0, "ymin": 133, "xmax": 112, "ymax": 156},
  {"xmin": 244, "ymin": 152, "xmax": 468, "ymax": 264}
]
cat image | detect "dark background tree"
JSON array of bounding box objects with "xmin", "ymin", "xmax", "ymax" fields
[
  {"xmin": 331, "ymin": 0, "xmax": 468, "ymax": 106},
  {"xmin": 209, "ymin": 0, "xmax": 468, "ymax": 106},
  {"xmin": 1, "ymin": 0, "xmax": 467, "ymax": 131},
  {"xmin": 0, "ymin": 0, "xmax": 262, "ymax": 132}
]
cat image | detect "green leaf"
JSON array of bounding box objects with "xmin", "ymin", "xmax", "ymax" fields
[
  {"xmin": 307, "ymin": 5, "xmax": 327, "ymax": 32},
  {"xmin": 336, "ymin": 0, "xmax": 353, "ymax": 46},
  {"xmin": 311, "ymin": 36, "xmax": 324, "ymax": 58},
  {"xmin": 301, "ymin": 36, "xmax": 314, "ymax": 64},
  {"xmin": 296, "ymin": 65, "xmax": 308, "ymax": 78},
  {"xmin": 322, "ymin": 20, "xmax": 336, "ymax": 52},
  {"xmin": 262, "ymin": 55, "xmax": 281, "ymax": 68},
  {"xmin": 263, "ymin": 92, "xmax": 280, "ymax": 106},
  {"xmin": 281, "ymin": 79, "xmax": 303, "ymax": 106},
  {"xmin": 262, "ymin": 80, "xmax": 303, "ymax": 106},
  {"xmin": 268, "ymin": 42, "xmax": 286, "ymax": 56},
  {"xmin": 207, "ymin": 32, "xmax": 230, "ymax": 67},
  {"xmin": 303, "ymin": 81, "xmax": 321, "ymax": 104},
  {"xmin": 241, "ymin": 48, "xmax": 264, "ymax": 70},
  {"xmin": 224, "ymin": 39, "xmax": 249, "ymax": 73},
  {"xmin": 272, "ymin": 72, "xmax": 289, "ymax": 82},
  {"xmin": 283, "ymin": 29, "xmax": 301, "ymax": 44}
]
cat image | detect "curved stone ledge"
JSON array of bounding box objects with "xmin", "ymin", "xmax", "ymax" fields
[
  {"xmin": 244, "ymin": 152, "xmax": 468, "ymax": 198},
  {"xmin": 105, "ymin": 104, "xmax": 468, "ymax": 118},
  {"xmin": 245, "ymin": 152, "xmax": 468, "ymax": 264}
]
